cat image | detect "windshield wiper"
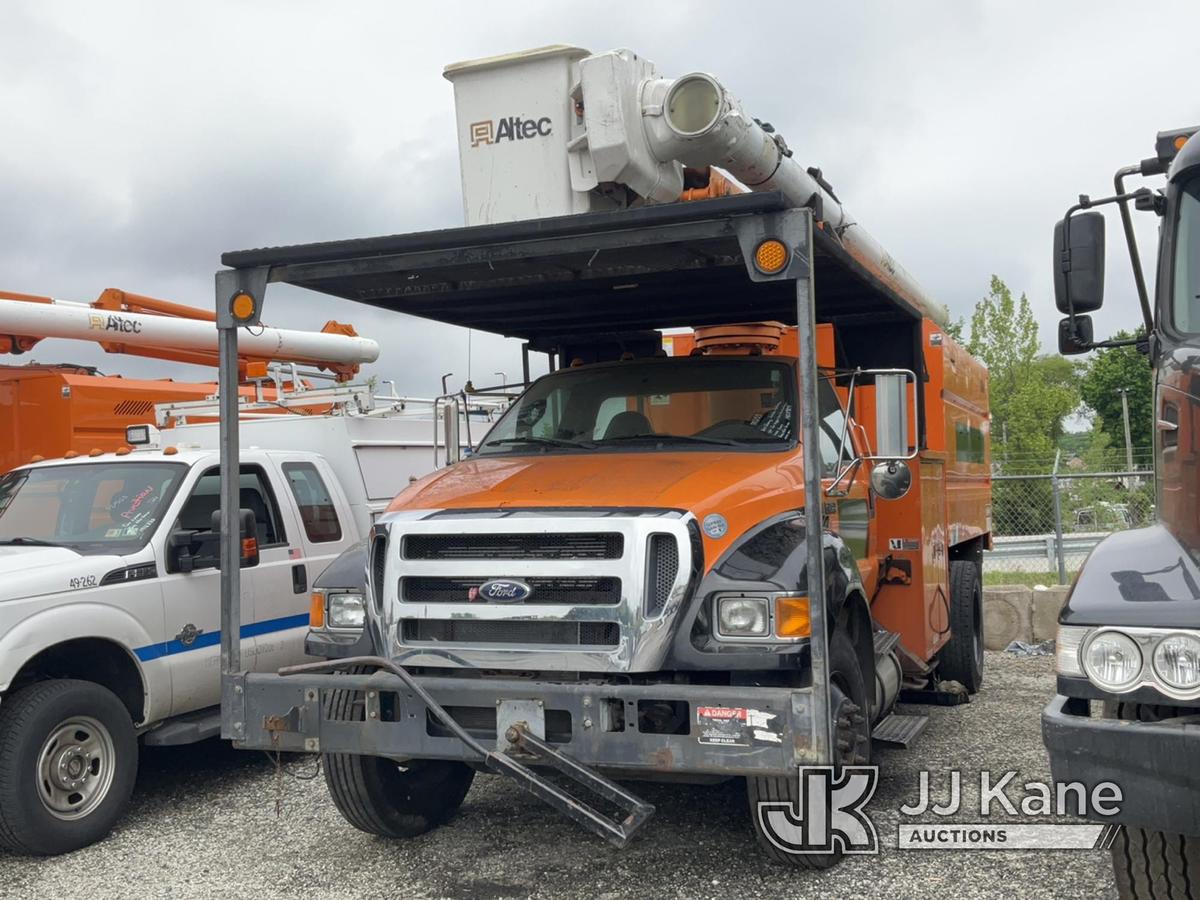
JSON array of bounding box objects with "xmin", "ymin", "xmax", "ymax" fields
[
  {"xmin": 594, "ymin": 434, "xmax": 742, "ymax": 448},
  {"xmin": 0, "ymin": 536, "xmax": 60, "ymax": 547},
  {"xmin": 482, "ymin": 436, "xmax": 597, "ymax": 451}
]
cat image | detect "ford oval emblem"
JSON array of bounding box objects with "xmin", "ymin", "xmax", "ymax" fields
[{"xmin": 477, "ymin": 579, "xmax": 532, "ymax": 603}]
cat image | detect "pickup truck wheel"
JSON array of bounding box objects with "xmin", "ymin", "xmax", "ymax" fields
[
  {"xmin": 746, "ymin": 628, "xmax": 870, "ymax": 869},
  {"xmin": 937, "ymin": 559, "xmax": 984, "ymax": 693},
  {"xmin": 322, "ymin": 676, "xmax": 474, "ymax": 838},
  {"xmin": 1112, "ymin": 827, "xmax": 1198, "ymax": 899},
  {"xmin": 0, "ymin": 679, "xmax": 138, "ymax": 855}
]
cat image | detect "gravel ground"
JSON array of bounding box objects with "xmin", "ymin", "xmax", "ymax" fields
[{"xmin": 0, "ymin": 652, "xmax": 1116, "ymax": 900}]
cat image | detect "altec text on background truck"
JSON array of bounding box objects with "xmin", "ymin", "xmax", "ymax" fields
[
  {"xmin": 215, "ymin": 46, "xmax": 992, "ymax": 867},
  {"xmin": 1043, "ymin": 126, "xmax": 1200, "ymax": 897}
]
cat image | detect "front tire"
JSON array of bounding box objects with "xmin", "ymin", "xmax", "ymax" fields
[
  {"xmin": 938, "ymin": 558, "xmax": 985, "ymax": 693},
  {"xmin": 1112, "ymin": 827, "xmax": 1199, "ymax": 899},
  {"xmin": 0, "ymin": 679, "xmax": 138, "ymax": 855},
  {"xmin": 322, "ymin": 675, "xmax": 473, "ymax": 838},
  {"xmin": 746, "ymin": 628, "xmax": 871, "ymax": 869}
]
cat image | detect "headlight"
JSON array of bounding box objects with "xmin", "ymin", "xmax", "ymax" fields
[
  {"xmin": 327, "ymin": 592, "xmax": 366, "ymax": 629},
  {"xmin": 1082, "ymin": 630, "xmax": 1142, "ymax": 691},
  {"xmin": 1152, "ymin": 633, "xmax": 1200, "ymax": 690},
  {"xmin": 717, "ymin": 596, "xmax": 769, "ymax": 637}
]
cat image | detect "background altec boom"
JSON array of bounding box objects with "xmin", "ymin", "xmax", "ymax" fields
[
  {"xmin": 1043, "ymin": 125, "xmax": 1200, "ymax": 898},
  {"xmin": 215, "ymin": 45, "xmax": 992, "ymax": 869}
]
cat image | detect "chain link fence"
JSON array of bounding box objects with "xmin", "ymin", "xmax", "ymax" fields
[{"xmin": 984, "ymin": 448, "xmax": 1155, "ymax": 585}]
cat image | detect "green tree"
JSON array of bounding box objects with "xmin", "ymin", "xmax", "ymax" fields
[
  {"xmin": 1079, "ymin": 327, "xmax": 1154, "ymax": 456},
  {"xmin": 943, "ymin": 317, "xmax": 965, "ymax": 343}
]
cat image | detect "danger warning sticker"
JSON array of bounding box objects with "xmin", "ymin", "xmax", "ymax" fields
[{"xmin": 696, "ymin": 707, "xmax": 782, "ymax": 747}]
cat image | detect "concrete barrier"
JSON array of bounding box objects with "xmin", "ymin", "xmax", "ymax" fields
[
  {"xmin": 982, "ymin": 585, "xmax": 1033, "ymax": 649},
  {"xmin": 1032, "ymin": 585, "xmax": 1071, "ymax": 642}
]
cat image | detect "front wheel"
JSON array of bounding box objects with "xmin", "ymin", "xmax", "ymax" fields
[
  {"xmin": 746, "ymin": 628, "xmax": 871, "ymax": 869},
  {"xmin": 0, "ymin": 679, "xmax": 138, "ymax": 855},
  {"xmin": 1112, "ymin": 827, "xmax": 1199, "ymax": 899}
]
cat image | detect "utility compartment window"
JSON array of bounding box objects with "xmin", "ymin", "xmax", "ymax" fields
[
  {"xmin": 476, "ymin": 358, "xmax": 796, "ymax": 455},
  {"xmin": 1174, "ymin": 176, "xmax": 1200, "ymax": 334},
  {"xmin": 282, "ymin": 462, "xmax": 343, "ymax": 543},
  {"xmin": 0, "ymin": 461, "xmax": 187, "ymax": 555}
]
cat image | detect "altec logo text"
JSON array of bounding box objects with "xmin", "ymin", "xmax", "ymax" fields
[
  {"xmin": 88, "ymin": 313, "xmax": 143, "ymax": 334},
  {"xmin": 470, "ymin": 116, "xmax": 552, "ymax": 147}
]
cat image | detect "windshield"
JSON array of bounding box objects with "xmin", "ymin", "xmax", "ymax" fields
[
  {"xmin": 477, "ymin": 358, "xmax": 797, "ymax": 455},
  {"xmin": 1174, "ymin": 176, "xmax": 1200, "ymax": 333},
  {"xmin": 0, "ymin": 462, "xmax": 187, "ymax": 555}
]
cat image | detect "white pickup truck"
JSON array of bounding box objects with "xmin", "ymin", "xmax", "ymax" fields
[{"xmin": 0, "ymin": 391, "xmax": 492, "ymax": 855}]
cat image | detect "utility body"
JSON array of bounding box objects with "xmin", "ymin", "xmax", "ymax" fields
[
  {"xmin": 1042, "ymin": 126, "xmax": 1200, "ymax": 898},
  {"xmin": 216, "ymin": 46, "xmax": 991, "ymax": 867}
]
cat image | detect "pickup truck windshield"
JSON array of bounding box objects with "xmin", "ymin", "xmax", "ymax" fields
[
  {"xmin": 1174, "ymin": 175, "xmax": 1200, "ymax": 334},
  {"xmin": 0, "ymin": 461, "xmax": 187, "ymax": 555},
  {"xmin": 477, "ymin": 358, "xmax": 797, "ymax": 455}
]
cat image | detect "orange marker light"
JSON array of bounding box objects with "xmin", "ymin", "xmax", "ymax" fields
[
  {"xmin": 245, "ymin": 361, "xmax": 268, "ymax": 379},
  {"xmin": 1176, "ymin": 135, "xmax": 1189, "ymax": 152},
  {"xmin": 64, "ymin": 451, "xmax": 78, "ymax": 459},
  {"xmin": 309, "ymin": 592, "xmax": 325, "ymax": 628},
  {"xmin": 230, "ymin": 292, "xmax": 256, "ymax": 321},
  {"xmin": 89, "ymin": 448, "xmax": 103, "ymax": 457},
  {"xmin": 753, "ymin": 239, "xmax": 789, "ymax": 275},
  {"xmin": 775, "ymin": 595, "xmax": 811, "ymax": 638},
  {"xmin": 162, "ymin": 445, "xmax": 179, "ymax": 456}
]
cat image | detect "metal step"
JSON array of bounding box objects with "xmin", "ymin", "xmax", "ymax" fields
[
  {"xmin": 871, "ymin": 712, "xmax": 929, "ymax": 748},
  {"xmin": 873, "ymin": 629, "xmax": 900, "ymax": 658},
  {"xmin": 143, "ymin": 707, "xmax": 222, "ymax": 746}
]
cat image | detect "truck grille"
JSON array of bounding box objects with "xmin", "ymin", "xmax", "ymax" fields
[
  {"xmin": 402, "ymin": 619, "xmax": 620, "ymax": 647},
  {"xmin": 401, "ymin": 576, "xmax": 620, "ymax": 605},
  {"xmin": 402, "ymin": 532, "xmax": 623, "ymax": 560}
]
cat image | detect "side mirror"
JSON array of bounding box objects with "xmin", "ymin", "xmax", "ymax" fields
[
  {"xmin": 442, "ymin": 399, "xmax": 462, "ymax": 466},
  {"xmin": 1053, "ymin": 211, "xmax": 1105, "ymax": 314},
  {"xmin": 871, "ymin": 460, "xmax": 912, "ymax": 501},
  {"xmin": 1058, "ymin": 315, "xmax": 1094, "ymax": 355},
  {"xmin": 167, "ymin": 530, "xmax": 195, "ymax": 574},
  {"xmin": 874, "ymin": 372, "xmax": 909, "ymax": 458},
  {"xmin": 207, "ymin": 508, "xmax": 260, "ymax": 569}
]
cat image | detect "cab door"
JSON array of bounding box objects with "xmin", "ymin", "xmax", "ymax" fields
[
  {"xmin": 256, "ymin": 454, "xmax": 356, "ymax": 671},
  {"xmin": 157, "ymin": 464, "xmax": 257, "ymax": 716}
]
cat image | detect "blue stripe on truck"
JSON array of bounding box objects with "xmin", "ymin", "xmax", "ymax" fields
[{"xmin": 133, "ymin": 613, "xmax": 310, "ymax": 662}]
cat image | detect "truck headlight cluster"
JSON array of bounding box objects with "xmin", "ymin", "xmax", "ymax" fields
[
  {"xmin": 327, "ymin": 592, "xmax": 367, "ymax": 629},
  {"xmin": 715, "ymin": 593, "xmax": 810, "ymax": 641},
  {"xmin": 1058, "ymin": 624, "xmax": 1200, "ymax": 698}
]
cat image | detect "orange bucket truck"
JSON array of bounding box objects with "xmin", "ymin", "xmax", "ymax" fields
[{"xmin": 213, "ymin": 45, "xmax": 991, "ymax": 868}]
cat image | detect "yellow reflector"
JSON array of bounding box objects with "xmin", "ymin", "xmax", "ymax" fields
[
  {"xmin": 753, "ymin": 239, "xmax": 789, "ymax": 274},
  {"xmin": 1176, "ymin": 134, "xmax": 1189, "ymax": 151},
  {"xmin": 309, "ymin": 592, "xmax": 325, "ymax": 628},
  {"xmin": 775, "ymin": 596, "xmax": 811, "ymax": 638},
  {"xmin": 230, "ymin": 292, "xmax": 256, "ymax": 321},
  {"xmin": 245, "ymin": 361, "xmax": 269, "ymax": 379}
]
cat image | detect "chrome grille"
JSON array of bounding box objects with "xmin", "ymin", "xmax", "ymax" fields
[
  {"xmin": 401, "ymin": 576, "xmax": 620, "ymax": 605},
  {"xmin": 370, "ymin": 533, "xmax": 388, "ymax": 611},
  {"xmin": 402, "ymin": 532, "xmax": 623, "ymax": 560},
  {"xmin": 645, "ymin": 534, "xmax": 679, "ymax": 617},
  {"xmin": 402, "ymin": 619, "xmax": 620, "ymax": 647}
]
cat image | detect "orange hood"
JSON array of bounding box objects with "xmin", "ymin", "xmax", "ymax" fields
[{"xmin": 388, "ymin": 451, "xmax": 808, "ymax": 561}]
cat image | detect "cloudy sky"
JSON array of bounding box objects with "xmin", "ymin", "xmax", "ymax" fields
[{"xmin": 2, "ymin": 1, "xmax": 1197, "ymax": 394}]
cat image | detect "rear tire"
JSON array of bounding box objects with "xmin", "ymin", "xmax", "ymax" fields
[
  {"xmin": 938, "ymin": 559, "xmax": 984, "ymax": 693},
  {"xmin": 322, "ymin": 674, "xmax": 473, "ymax": 838},
  {"xmin": 746, "ymin": 628, "xmax": 870, "ymax": 869},
  {"xmin": 1112, "ymin": 827, "xmax": 1199, "ymax": 899},
  {"xmin": 0, "ymin": 679, "xmax": 138, "ymax": 855}
]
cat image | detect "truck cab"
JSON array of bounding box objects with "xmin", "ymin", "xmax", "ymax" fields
[
  {"xmin": 0, "ymin": 443, "xmax": 357, "ymax": 855},
  {"xmin": 1042, "ymin": 127, "xmax": 1200, "ymax": 897}
]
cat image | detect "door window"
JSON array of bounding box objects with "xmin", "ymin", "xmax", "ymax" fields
[
  {"xmin": 282, "ymin": 462, "xmax": 343, "ymax": 543},
  {"xmin": 173, "ymin": 466, "xmax": 287, "ymax": 570}
]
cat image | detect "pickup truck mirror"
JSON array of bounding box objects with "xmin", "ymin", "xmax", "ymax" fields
[
  {"xmin": 442, "ymin": 399, "xmax": 462, "ymax": 466},
  {"xmin": 167, "ymin": 529, "xmax": 196, "ymax": 574},
  {"xmin": 1053, "ymin": 211, "xmax": 1105, "ymax": 314},
  {"xmin": 207, "ymin": 509, "xmax": 260, "ymax": 569},
  {"xmin": 1058, "ymin": 314, "xmax": 1094, "ymax": 355},
  {"xmin": 873, "ymin": 372, "xmax": 909, "ymax": 459}
]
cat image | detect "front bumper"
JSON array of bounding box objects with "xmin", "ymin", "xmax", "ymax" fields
[
  {"xmin": 227, "ymin": 668, "xmax": 822, "ymax": 775},
  {"xmin": 1042, "ymin": 694, "xmax": 1200, "ymax": 835}
]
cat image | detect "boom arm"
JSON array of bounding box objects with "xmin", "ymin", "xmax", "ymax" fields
[{"xmin": 0, "ymin": 288, "xmax": 379, "ymax": 381}]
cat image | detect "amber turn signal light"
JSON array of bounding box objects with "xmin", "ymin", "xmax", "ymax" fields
[
  {"xmin": 774, "ymin": 595, "xmax": 811, "ymax": 638},
  {"xmin": 309, "ymin": 592, "xmax": 325, "ymax": 628}
]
